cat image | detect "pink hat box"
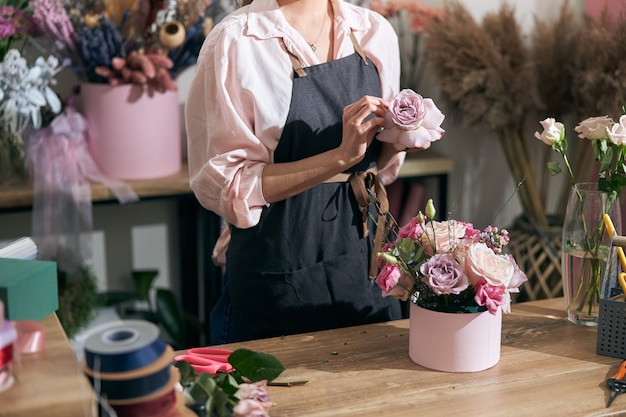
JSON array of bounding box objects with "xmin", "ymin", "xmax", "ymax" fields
[{"xmin": 79, "ymin": 82, "xmax": 181, "ymax": 180}]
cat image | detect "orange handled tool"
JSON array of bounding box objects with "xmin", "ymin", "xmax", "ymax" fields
[{"xmin": 607, "ymin": 360, "xmax": 626, "ymax": 407}]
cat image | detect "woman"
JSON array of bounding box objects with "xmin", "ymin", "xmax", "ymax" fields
[{"xmin": 186, "ymin": 0, "xmax": 423, "ymax": 343}]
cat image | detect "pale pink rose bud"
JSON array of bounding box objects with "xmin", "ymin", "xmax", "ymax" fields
[{"xmin": 534, "ymin": 118, "xmax": 564, "ymax": 145}]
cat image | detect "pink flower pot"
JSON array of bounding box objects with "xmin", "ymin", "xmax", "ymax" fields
[
  {"xmin": 79, "ymin": 83, "xmax": 181, "ymax": 180},
  {"xmin": 409, "ymin": 303, "xmax": 502, "ymax": 372}
]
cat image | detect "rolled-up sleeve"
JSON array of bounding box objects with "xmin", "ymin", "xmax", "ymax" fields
[{"xmin": 186, "ymin": 19, "xmax": 288, "ymax": 229}]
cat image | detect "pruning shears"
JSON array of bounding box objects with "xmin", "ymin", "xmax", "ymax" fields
[{"xmin": 607, "ymin": 361, "xmax": 626, "ymax": 407}]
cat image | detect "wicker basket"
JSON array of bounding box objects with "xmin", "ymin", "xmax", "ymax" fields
[{"xmin": 506, "ymin": 216, "xmax": 563, "ymax": 302}]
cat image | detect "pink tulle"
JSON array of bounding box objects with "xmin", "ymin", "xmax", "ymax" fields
[{"xmin": 27, "ymin": 109, "xmax": 138, "ymax": 276}]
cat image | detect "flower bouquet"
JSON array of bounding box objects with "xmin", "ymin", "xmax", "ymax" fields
[
  {"xmin": 375, "ymin": 199, "xmax": 528, "ymax": 314},
  {"xmin": 534, "ymin": 113, "xmax": 626, "ymax": 325},
  {"xmin": 375, "ymin": 199, "xmax": 527, "ymax": 371}
]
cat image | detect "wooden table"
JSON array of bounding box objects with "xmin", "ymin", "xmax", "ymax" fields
[
  {"xmin": 0, "ymin": 314, "xmax": 97, "ymax": 417},
  {"xmin": 209, "ymin": 298, "xmax": 626, "ymax": 417}
]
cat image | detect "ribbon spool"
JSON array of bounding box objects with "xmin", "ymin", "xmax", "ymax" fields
[
  {"xmin": 82, "ymin": 320, "xmax": 178, "ymax": 405},
  {"xmin": 0, "ymin": 320, "xmax": 17, "ymax": 392}
]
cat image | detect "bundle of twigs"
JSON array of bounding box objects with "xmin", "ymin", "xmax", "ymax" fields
[{"xmin": 424, "ymin": 1, "xmax": 545, "ymax": 226}]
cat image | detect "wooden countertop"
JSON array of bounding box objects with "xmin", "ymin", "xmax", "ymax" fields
[
  {"xmin": 207, "ymin": 298, "xmax": 624, "ymax": 417},
  {"xmin": 0, "ymin": 314, "xmax": 97, "ymax": 417}
]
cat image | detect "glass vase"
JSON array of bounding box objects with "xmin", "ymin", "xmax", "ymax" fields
[{"xmin": 561, "ymin": 182, "xmax": 621, "ymax": 326}]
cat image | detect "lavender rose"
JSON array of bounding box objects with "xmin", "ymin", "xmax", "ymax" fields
[
  {"xmin": 377, "ymin": 89, "xmax": 445, "ymax": 150},
  {"xmin": 420, "ymin": 253, "xmax": 468, "ymax": 295}
]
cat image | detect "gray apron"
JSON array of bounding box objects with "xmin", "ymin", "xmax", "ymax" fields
[{"xmin": 219, "ymin": 34, "xmax": 401, "ymax": 342}]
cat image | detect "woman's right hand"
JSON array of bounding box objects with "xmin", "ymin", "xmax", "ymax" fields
[{"xmin": 338, "ymin": 95, "xmax": 388, "ymax": 168}]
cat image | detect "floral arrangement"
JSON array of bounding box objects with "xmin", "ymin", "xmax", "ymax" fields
[
  {"xmin": 175, "ymin": 348, "xmax": 285, "ymax": 417},
  {"xmin": 375, "ymin": 199, "xmax": 528, "ymax": 314},
  {"xmin": 26, "ymin": 0, "xmax": 224, "ymax": 92},
  {"xmin": 0, "ymin": 0, "xmax": 62, "ymax": 181},
  {"xmin": 534, "ymin": 112, "xmax": 626, "ymax": 317},
  {"xmin": 369, "ymin": 0, "xmax": 444, "ymax": 90},
  {"xmin": 378, "ymin": 88, "xmax": 445, "ymax": 150}
]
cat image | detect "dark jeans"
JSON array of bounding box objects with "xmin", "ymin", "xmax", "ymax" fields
[{"xmin": 209, "ymin": 271, "xmax": 239, "ymax": 345}]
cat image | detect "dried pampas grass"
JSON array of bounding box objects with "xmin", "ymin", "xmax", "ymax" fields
[
  {"xmin": 424, "ymin": 1, "xmax": 539, "ymax": 133},
  {"xmin": 571, "ymin": 10, "xmax": 626, "ymax": 120}
]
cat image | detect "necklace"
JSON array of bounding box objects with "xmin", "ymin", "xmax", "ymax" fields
[{"xmin": 308, "ymin": 13, "xmax": 327, "ymax": 52}]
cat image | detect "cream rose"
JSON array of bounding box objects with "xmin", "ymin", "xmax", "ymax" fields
[
  {"xmin": 420, "ymin": 220, "xmax": 466, "ymax": 256},
  {"xmin": 575, "ymin": 116, "xmax": 614, "ymax": 140},
  {"xmin": 608, "ymin": 115, "xmax": 626, "ymax": 145},
  {"xmin": 463, "ymin": 242, "xmax": 514, "ymax": 287}
]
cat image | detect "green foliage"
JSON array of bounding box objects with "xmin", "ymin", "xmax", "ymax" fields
[
  {"xmin": 57, "ymin": 265, "xmax": 100, "ymax": 339},
  {"xmin": 175, "ymin": 349, "xmax": 285, "ymax": 417}
]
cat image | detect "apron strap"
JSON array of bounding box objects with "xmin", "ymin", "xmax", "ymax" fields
[
  {"xmin": 348, "ymin": 170, "xmax": 389, "ymax": 279},
  {"xmin": 284, "ymin": 30, "xmax": 369, "ymax": 78}
]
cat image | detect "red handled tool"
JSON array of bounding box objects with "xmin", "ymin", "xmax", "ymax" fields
[{"xmin": 607, "ymin": 360, "xmax": 626, "ymax": 407}]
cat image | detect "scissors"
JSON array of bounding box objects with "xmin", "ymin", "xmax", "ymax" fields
[
  {"xmin": 607, "ymin": 360, "xmax": 626, "ymax": 407},
  {"xmin": 173, "ymin": 347, "xmax": 234, "ymax": 374}
]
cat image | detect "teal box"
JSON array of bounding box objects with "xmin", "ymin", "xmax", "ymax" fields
[{"xmin": 0, "ymin": 258, "xmax": 58, "ymax": 321}]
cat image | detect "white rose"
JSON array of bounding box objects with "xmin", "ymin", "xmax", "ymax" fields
[
  {"xmin": 608, "ymin": 115, "xmax": 626, "ymax": 145},
  {"xmin": 534, "ymin": 118, "xmax": 564, "ymax": 145},
  {"xmin": 420, "ymin": 220, "xmax": 466, "ymax": 256}
]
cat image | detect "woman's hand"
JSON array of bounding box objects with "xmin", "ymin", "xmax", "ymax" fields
[{"xmin": 338, "ymin": 96, "xmax": 388, "ymax": 167}]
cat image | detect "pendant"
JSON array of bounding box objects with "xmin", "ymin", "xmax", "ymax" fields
[{"xmin": 309, "ymin": 43, "xmax": 317, "ymax": 52}]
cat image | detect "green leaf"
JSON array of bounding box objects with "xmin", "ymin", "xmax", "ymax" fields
[
  {"xmin": 155, "ymin": 288, "xmax": 186, "ymax": 347},
  {"xmin": 132, "ymin": 269, "xmax": 159, "ymax": 301},
  {"xmin": 228, "ymin": 348, "xmax": 285, "ymax": 382},
  {"xmin": 599, "ymin": 147, "xmax": 613, "ymax": 172},
  {"xmin": 547, "ymin": 161, "xmax": 562, "ymax": 176}
]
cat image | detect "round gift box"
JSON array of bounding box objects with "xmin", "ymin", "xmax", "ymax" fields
[{"xmin": 408, "ymin": 303, "xmax": 502, "ymax": 372}]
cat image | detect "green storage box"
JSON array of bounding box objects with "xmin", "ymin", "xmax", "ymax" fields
[{"xmin": 0, "ymin": 258, "xmax": 58, "ymax": 321}]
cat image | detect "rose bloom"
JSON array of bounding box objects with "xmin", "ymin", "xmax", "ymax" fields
[
  {"xmin": 375, "ymin": 262, "xmax": 402, "ymax": 292},
  {"xmin": 473, "ymin": 278, "xmax": 506, "ymax": 315},
  {"xmin": 534, "ymin": 117, "xmax": 564, "ymax": 145},
  {"xmin": 463, "ymin": 242, "xmax": 514, "ymax": 288},
  {"xmin": 232, "ymin": 399, "xmax": 269, "ymax": 417},
  {"xmin": 575, "ymin": 115, "xmax": 613, "ymax": 140},
  {"xmin": 383, "ymin": 271, "xmax": 414, "ymax": 301},
  {"xmin": 608, "ymin": 115, "xmax": 626, "ymax": 145},
  {"xmin": 378, "ymin": 89, "xmax": 445, "ymax": 149},
  {"xmin": 396, "ymin": 215, "xmax": 423, "ymax": 240},
  {"xmin": 420, "ymin": 253, "xmax": 468, "ymax": 295},
  {"xmin": 420, "ymin": 219, "xmax": 466, "ymax": 256}
]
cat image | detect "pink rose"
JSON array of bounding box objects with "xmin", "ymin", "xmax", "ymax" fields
[
  {"xmin": 473, "ymin": 278, "xmax": 506, "ymax": 315},
  {"xmin": 463, "ymin": 242, "xmax": 514, "ymax": 287},
  {"xmin": 420, "ymin": 253, "xmax": 468, "ymax": 295},
  {"xmin": 534, "ymin": 117, "xmax": 564, "ymax": 145},
  {"xmin": 375, "ymin": 262, "xmax": 402, "ymax": 292},
  {"xmin": 232, "ymin": 399, "xmax": 270, "ymax": 417},
  {"xmin": 382, "ymin": 271, "xmax": 414, "ymax": 301},
  {"xmin": 378, "ymin": 89, "xmax": 445, "ymax": 150},
  {"xmin": 397, "ymin": 216, "xmax": 424, "ymax": 240},
  {"xmin": 575, "ymin": 116, "xmax": 614, "ymax": 140},
  {"xmin": 420, "ymin": 219, "xmax": 466, "ymax": 256}
]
